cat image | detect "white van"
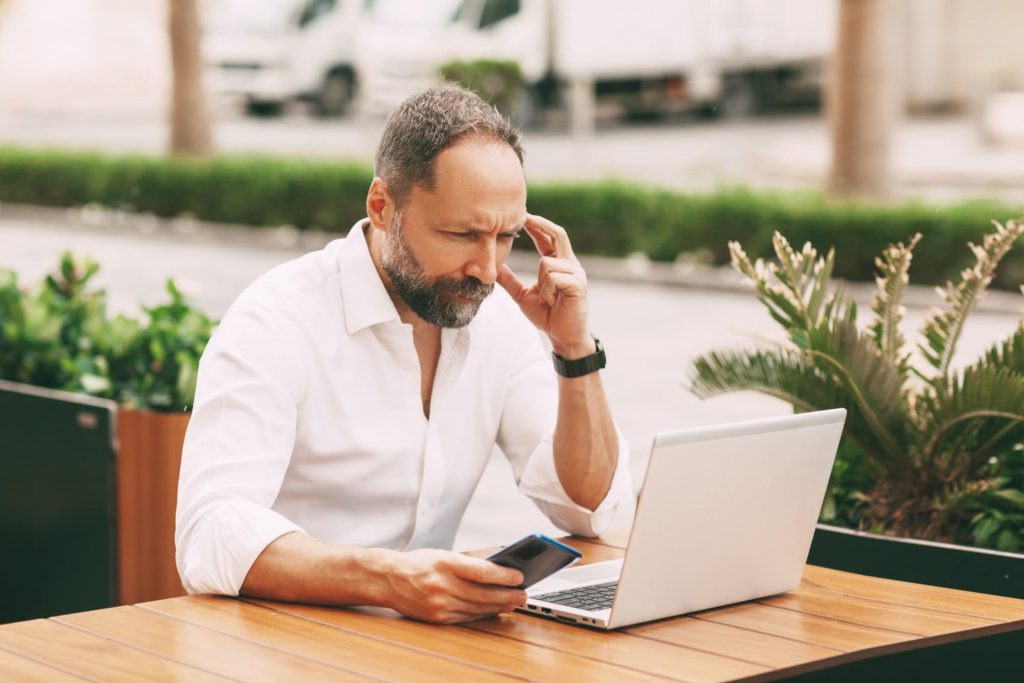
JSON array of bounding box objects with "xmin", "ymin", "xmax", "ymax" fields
[
  {"xmin": 355, "ymin": 0, "xmax": 835, "ymax": 125},
  {"xmin": 203, "ymin": 0, "xmax": 364, "ymax": 116}
]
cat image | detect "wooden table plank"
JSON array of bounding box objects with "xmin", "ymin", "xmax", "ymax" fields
[
  {"xmin": 563, "ymin": 537, "xmax": 922, "ymax": 653},
  {"xmin": 466, "ymin": 613, "xmax": 768, "ymax": 682},
  {"xmin": 0, "ymin": 647, "xmax": 91, "ymax": 683},
  {"xmin": 251, "ymin": 599, "xmax": 679, "ymax": 683},
  {"xmin": 760, "ymin": 588, "xmax": 997, "ymax": 636},
  {"xmin": 0, "ymin": 619, "xmax": 230, "ymax": 682},
  {"xmin": 54, "ymin": 606, "xmax": 372, "ymax": 683},
  {"xmin": 695, "ymin": 602, "xmax": 916, "ymax": 652},
  {"xmin": 626, "ymin": 615, "xmax": 842, "ymax": 669},
  {"xmin": 802, "ymin": 565, "xmax": 1024, "ymax": 621},
  {"xmin": 140, "ymin": 595, "xmax": 521, "ymax": 682}
]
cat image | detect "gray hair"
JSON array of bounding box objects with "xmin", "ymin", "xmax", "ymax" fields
[{"xmin": 374, "ymin": 84, "xmax": 523, "ymax": 207}]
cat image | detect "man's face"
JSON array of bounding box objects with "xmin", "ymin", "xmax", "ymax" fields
[{"xmin": 380, "ymin": 137, "xmax": 527, "ymax": 328}]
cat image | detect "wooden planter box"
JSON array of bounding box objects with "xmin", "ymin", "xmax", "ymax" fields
[{"xmin": 116, "ymin": 409, "xmax": 190, "ymax": 605}]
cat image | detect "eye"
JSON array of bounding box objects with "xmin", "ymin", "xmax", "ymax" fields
[
  {"xmin": 499, "ymin": 232, "xmax": 522, "ymax": 242},
  {"xmin": 446, "ymin": 231, "xmax": 475, "ymax": 240}
]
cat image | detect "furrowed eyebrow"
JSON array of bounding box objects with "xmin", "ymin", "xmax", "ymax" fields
[{"xmin": 443, "ymin": 222, "xmax": 524, "ymax": 237}]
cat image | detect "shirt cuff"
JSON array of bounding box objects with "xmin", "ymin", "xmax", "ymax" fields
[
  {"xmin": 517, "ymin": 427, "xmax": 632, "ymax": 538},
  {"xmin": 177, "ymin": 498, "xmax": 305, "ymax": 596}
]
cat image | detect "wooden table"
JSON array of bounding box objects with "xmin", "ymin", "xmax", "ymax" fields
[{"xmin": 2, "ymin": 531, "xmax": 1023, "ymax": 682}]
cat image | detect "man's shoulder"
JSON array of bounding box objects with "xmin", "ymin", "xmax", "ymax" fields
[{"xmin": 232, "ymin": 240, "xmax": 345, "ymax": 315}]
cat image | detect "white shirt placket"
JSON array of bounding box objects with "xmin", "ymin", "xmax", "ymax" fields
[{"xmin": 407, "ymin": 327, "xmax": 468, "ymax": 548}]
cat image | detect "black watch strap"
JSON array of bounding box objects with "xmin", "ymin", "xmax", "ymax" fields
[{"xmin": 552, "ymin": 336, "xmax": 606, "ymax": 378}]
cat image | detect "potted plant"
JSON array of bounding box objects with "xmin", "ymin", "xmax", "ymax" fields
[
  {"xmin": 0, "ymin": 252, "xmax": 215, "ymax": 604},
  {"xmin": 689, "ymin": 217, "xmax": 1024, "ymax": 596}
]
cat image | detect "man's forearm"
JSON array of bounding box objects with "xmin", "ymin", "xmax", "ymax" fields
[
  {"xmin": 240, "ymin": 531, "xmax": 396, "ymax": 605},
  {"xmin": 239, "ymin": 531, "xmax": 527, "ymax": 624},
  {"xmin": 553, "ymin": 369, "xmax": 619, "ymax": 511}
]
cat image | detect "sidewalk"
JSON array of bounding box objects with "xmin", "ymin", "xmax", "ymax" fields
[{"xmin": 3, "ymin": 210, "xmax": 1020, "ymax": 551}]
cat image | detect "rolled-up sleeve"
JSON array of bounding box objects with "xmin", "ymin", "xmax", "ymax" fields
[
  {"xmin": 496, "ymin": 325, "xmax": 632, "ymax": 538},
  {"xmin": 175, "ymin": 304, "xmax": 306, "ymax": 596}
]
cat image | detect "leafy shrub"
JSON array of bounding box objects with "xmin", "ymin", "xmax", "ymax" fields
[
  {"xmin": 0, "ymin": 253, "xmax": 215, "ymax": 411},
  {"xmin": 0, "ymin": 147, "xmax": 1021, "ymax": 288},
  {"xmin": 439, "ymin": 59, "xmax": 525, "ymax": 119},
  {"xmin": 690, "ymin": 217, "xmax": 1024, "ymax": 550}
]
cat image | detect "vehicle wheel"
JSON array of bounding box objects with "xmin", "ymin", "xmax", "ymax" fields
[
  {"xmin": 717, "ymin": 74, "xmax": 759, "ymax": 119},
  {"xmin": 245, "ymin": 100, "xmax": 283, "ymax": 117},
  {"xmin": 315, "ymin": 70, "xmax": 355, "ymax": 117}
]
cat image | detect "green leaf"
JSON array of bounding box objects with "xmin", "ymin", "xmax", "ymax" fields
[
  {"xmin": 996, "ymin": 529, "xmax": 1020, "ymax": 552},
  {"xmin": 994, "ymin": 489, "xmax": 1024, "ymax": 508},
  {"xmin": 973, "ymin": 516, "xmax": 1001, "ymax": 545}
]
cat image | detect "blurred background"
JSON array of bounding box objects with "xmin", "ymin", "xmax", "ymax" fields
[
  {"xmin": 0, "ymin": 0, "xmax": 1021, "ymax": 198},
  {"xmin": 1, "ymin": 0, "xmax": 1023, "ymax": 621}
]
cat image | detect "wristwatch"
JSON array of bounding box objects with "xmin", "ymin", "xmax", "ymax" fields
[{"xmin": 552, "ymin": 336, "xmax": 606, "ymax": 378}]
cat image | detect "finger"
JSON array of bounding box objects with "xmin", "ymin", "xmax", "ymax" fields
[
  {"xmin": 447, "ymin": 555, "xmax": 524, "ymax": 587},
  {"xmin": 448, "ymin": 577, "xmax": 528, "ymax": 606},
  {"xmin": 496, "ymin": 264, "xmax": 528, "ymax": 303},
  {"xmin": 538, "ymin": 256, "xmax": 582, "ymax": 281},
  {"xmin": 526, "ymin": 214, "xmax": 575, "ymax": 259},
  {"xmin": 523, "ymin": 221, "xmax": 557, "ymax": 258},
  {"xmin": 442, "ymin": 594, "xmax": 524, "ymax": 618},
  {"xmin": 539, "ymin": 271, "xmax": 585, "ymax": 304}
]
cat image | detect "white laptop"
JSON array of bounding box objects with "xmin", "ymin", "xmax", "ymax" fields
[{"xmin": 521, "ymin": 408, "xmax": 846, "ymax": 629}]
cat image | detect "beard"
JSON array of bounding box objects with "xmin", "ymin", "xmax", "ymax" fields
[{"xmin": 380, "ymin": 211, "xmax": 494, "ymax": 328}]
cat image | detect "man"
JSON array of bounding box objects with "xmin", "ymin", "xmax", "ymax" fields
[{"xmin": 175, "ymin": 85, "xmax": 631, "ymax": 624}]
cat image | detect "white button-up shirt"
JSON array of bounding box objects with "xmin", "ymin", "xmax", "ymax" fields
[{"xmin": 175, "ymin": 221, "xmax": 631, "ymax": 596}]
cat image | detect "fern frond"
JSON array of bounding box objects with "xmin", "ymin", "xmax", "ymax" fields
[
  {"xmin": 972, "ymin": 323, "xmax": 1024, "ymax": 375},
  {"xmin": 728, "ymin": 234, "xmax": 837, "ymax": 345},
  {"xmin": 805, "ymin": 319, "xmax": 909, "ymax": 471},
  {"xmin": 691, "ymin": 346, "xmax": 827, "ymax": 408},
  {"xmin": 918, "ymin": 218, "xmax": 1024, "ymax": 382},
  {"xmin": 869, "ymin": 233, "xmax": 921, "ymax": 374},
  {"xmin": 920, "ymin": 365, "xmax": 1024, "ymax": 476},
  {"xmin": 690, "ymin": 346, "xmax": 894, "ymax": 469}
]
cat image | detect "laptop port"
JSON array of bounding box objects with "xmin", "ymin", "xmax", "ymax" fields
[{"xmin": 541, "ymin": 607, "xmax": 551, "ymax": 614}]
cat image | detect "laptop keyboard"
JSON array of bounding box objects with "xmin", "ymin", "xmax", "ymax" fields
[{"xmin": 533, "ymin": 581, "xmax": 618, "ymax": 612}]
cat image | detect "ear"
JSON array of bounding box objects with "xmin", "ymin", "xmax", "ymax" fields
[{"xmin": 366, "ymin": 178, "xmax": 394, "ymax": 233}]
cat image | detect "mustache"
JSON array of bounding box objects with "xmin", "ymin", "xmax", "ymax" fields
[{"xmin": 433, "ymin": 276, "xmax": 494, "ymax": 301}]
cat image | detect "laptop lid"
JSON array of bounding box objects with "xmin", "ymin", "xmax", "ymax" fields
[{"xmin": 607, "ymin": 408, "xmax": 846, "ymax": 629}]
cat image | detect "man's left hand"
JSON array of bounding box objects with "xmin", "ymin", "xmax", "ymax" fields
[{"xmin": 497, "ymin": 214, "xmax": 595, "ymax": 359}]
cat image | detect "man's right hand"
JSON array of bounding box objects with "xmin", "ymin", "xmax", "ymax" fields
[{"xmin": 381, "ymin": 549, "xmax": 527, "ymax": 624}]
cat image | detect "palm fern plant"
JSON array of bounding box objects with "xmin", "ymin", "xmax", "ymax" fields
[{"xmin": 691, "ymin": 217, "xmax": 1024, "ymax": 549}]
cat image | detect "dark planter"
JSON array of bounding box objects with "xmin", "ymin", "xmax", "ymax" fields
[
  {"xmin": 0, "ymin": 380, "xmax": 188, "ymax": 624},
  {"xmin": 0, "ymin": 380, "xmax": 118, "ymax": 623},
  {"xmin": 808, "ymin": 523, "xmax": 1024, "ymax": 599}
]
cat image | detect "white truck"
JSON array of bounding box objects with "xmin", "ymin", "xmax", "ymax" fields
[
  {"xmin": 355, "ymin": 0, "xmax": 836, "ymax": 126},
  {"xmin": 203, "ymin": 0, "xmax": 364, "ymax": 116}
]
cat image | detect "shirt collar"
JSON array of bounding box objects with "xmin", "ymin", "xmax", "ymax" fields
[{"xmin": 337, "ymin": 219, "xmax": 402, "ymax": 334}]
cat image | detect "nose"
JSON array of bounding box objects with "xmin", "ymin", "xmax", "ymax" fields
[{"xmin": 465, "ymin": 239, "xmax": 499, "ymax": 284}]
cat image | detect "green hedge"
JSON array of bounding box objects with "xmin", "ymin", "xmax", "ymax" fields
[{"xmin": 1, "ymin": 147, "xmax": 1021, "ymax": 289}]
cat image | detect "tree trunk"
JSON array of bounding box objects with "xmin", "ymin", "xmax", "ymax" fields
[
  {"xmin": 168, "ymin": 0, "xmax": 214, "ymax": 158},
  {"xmin": 827, "ymin": 0, "xmax": 897, "ymax": 200}
]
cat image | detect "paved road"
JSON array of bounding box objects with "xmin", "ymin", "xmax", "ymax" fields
[{"xmin": 4, "ymin": 215, "xmax": 1020, "ymax": 550}]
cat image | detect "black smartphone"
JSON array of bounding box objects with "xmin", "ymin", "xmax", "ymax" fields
[{"xmin": 486, "ymin": 534, "xmax": 582, "ymax": 588}]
